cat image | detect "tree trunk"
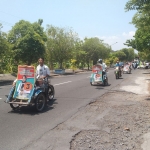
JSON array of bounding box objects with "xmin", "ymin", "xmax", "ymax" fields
[
  {"xmin": 59, "ymin": 62, "xmax": 63, "ymax": 69},
  {"xmin": 93, "ymin": 60, "xmax": 97, "ymax": 65},
  {"xmin": 88, "ymin": 62, "xmax": 90, "ymax": 70}
]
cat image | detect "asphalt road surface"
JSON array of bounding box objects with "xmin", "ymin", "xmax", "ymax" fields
[{"xmin": 0, "ymin": 68, "xmax": 140, "ymax": 150}]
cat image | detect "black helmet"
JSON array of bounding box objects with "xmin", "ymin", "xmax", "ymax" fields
[{"xmin": 98, "ymin": 59, "xmax": 103, "ymax": 64}]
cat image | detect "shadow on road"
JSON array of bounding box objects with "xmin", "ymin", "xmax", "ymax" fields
[
  {"xmin": 143, "ymin": 72, "xmax": 150, "ymax": 74},
  {"xmin": 91, "ymin": 83, "xmax": 111, "ymax": 89},
  {"xmin": 145, "ymin": 79, "xmax": 150, "ymax": 81},
  {"xmin": 145, "ymin": 97, "xmax": 150, "ymax": 101},
  {"xmin": 8, "ymin": 99, "xmax": 57, "ymax": 116},
  {"xmin": 0, "ymin": 80, "xmax": 14, "ymax": 86},
  {"xmin": 117, "ymin": 78, "xmax": 124, "ymax": 79}
]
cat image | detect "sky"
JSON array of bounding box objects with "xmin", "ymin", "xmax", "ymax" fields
[{"xmin": 0, "ymin": 0, "xmax": 136, "ymax": 51}]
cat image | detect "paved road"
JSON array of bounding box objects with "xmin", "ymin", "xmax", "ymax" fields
[{"xmin": 0, "ymin": 68, "xmax": 139, "ymax": 150}]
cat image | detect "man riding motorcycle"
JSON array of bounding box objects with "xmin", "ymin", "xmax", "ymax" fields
[
  {"xmin": 5, "ymin": 57, "xmax": 51, "ymax": 103},
  {"xmin": 97, "ymin": 59, "xmax": 108, "ymax": 81},
  {"xmin": 115, "ymin": 61, "xmax": 122, "ymax": 77}
]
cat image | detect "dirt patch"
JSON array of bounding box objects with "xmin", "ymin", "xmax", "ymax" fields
[{"xmin": 70, "ymin": 91, "xmax": 150, "ymax": 150}]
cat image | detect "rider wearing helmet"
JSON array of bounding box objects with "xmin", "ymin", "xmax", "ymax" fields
[
  {"xmin": 97, "ymin": 58, "xmax": 107, "ymax": 81},
  {"xmin": 97, "ymin": 59, "xmax": 107, "ymax": 69}
]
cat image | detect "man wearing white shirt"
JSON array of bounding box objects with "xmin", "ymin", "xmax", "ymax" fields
[
  {"xmin": 36, "ymin": 57, "xmax": 50, "ymax": 79},
  {"xmin": 97, "ymin": 59, "xmax": 108, "ymax": 81}
]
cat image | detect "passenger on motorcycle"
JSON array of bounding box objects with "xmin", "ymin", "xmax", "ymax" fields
[{"xmin": 97, "ymin": 59, "xmax": 107, "ymax": 81}]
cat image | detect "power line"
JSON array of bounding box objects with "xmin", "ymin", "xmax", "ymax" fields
[
  {"xmin": 0, "ymin": 10, "xmax": 21, "ymax": 19},
  {"xmin": 0, "ymin": 20, "xmax": 13, "ymax": 26}
]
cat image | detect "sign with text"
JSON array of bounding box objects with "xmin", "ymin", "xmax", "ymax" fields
[{"xmin": 13, "ymin": 66, "xmax": 35, "ymax": 100}]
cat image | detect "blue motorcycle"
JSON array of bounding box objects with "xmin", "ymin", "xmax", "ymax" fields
[{"xmin": 6, "ymin": 77, "xmax": 55, "ymax": 112}]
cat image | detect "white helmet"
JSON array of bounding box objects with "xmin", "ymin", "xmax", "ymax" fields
[{"xmin": 98, "ymin": 59, "xmax": 103, "ymax": 64}]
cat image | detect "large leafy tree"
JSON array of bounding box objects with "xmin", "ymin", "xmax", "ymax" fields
[
  {"xmin": 74, "ymin": 40, "xmax": 87, "ymax": 69},
  {"xmin": 0, "ymin": 24, "xmax": 9, "ymax": 57},
  {"xmin": 83, "ymin": 37, "xmax": 110, "ymax": 69},
  {"xmin": 8, "ymin": 19, "xmax": 47, "ymax": 65},
  {"xmin": 125, "ymin": 0, "xmax": 150, "ymax": 53},
  {"xmin": 0, "ymin": 24, "xmax": 14, "ymax": 73},
  {"xmin": 113, "ymin": 51, "xmax": 126, "ymax": 62},
  {"xmin": 46, "ymin": 25, "xmax": 78, "ymax": 69},
  {"xmin": 125, "ymin": 0, "xmax": 150, "ymax": 11},
  {"xmin": 121, "ymin": 48, "xmax": 135, "ymax": 61}
]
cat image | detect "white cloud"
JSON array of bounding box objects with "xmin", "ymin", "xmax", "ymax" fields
[
  {"xmin": 122, "ymin": 31, "xmax": 135, "ymax": 37},
  {"xmin": 129, "ymin": 31, "xmax": 135, "ymax": 36},
  {"xmin": 96, "ymin": 31, "xmax": 135, "ymax": 51},
  {"xmin": 122, "ymin": 32, "xmax": 127, "ymax": 36}
]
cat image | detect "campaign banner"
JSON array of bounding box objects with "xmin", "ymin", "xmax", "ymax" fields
[
  {"xmin": 13, "ymin": 65, "xmax": 35, "ymax": 100},
  {"xmin": 92, "ymin": 65, "xmax": 102, "ymax": 73},
  {"xmin": 91, "ymin": 71, "xmax": 102, "ymax": 82}
]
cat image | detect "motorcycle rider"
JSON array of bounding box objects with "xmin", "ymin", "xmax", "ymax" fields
[
  {"xmin": 115, "ymin": 60, "xmax": 122, "ymax": 76},
  {"xmin": 36, "ymin": 57, "xmax": 50, "ymax": 79},
  {"xmin": 5, "ymin": 57, "xmax": 51, "ymax": 103},
  {"xmin": 97, "ymin": 59, "xmax": 108, "ymax": 81}
]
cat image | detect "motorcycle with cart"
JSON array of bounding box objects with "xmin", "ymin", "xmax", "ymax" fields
[
  {"xmin": 6, "ymin": 65, "xmax": 55, "ymax": 112},
  {"xmin": 123, "ymin": 64, "xmax": 131, "ymax": 74},
  {"xmin": 90, "ymin": 64, "xmax": 108, "ymax": 86}
]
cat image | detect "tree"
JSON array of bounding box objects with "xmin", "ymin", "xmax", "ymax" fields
[
  {"xmin": 125, "ymin": 0, "xmax": 150, "ymax": 11},
  {"xmin": 83, "ymin": 37, "xmax": 110, "ymax": 69},
  {"xmin": 74, "ymin": 40, "xmax": 87, "ymax": 69},
  {"xmin": 0, "ymin": 24, "xmax": 14, "ymax": 73},
  {"xmin": 46, "ymin": 25, "xmax": 78, "ymax": 69},
  {"xmin": 125, "ymin": 0, "xmax": 150, "ymax": 54},
  {"xmin": 113, "ymin": 51, "xmax": 126, "ymax": 61},
  {"xmin": 8, "ymin": 19, "xmax": 47, "ymax": 65},
  {"xmin": 121, "ymin": 48, "xmax": 135, "ymax": 61},
  {"xmin": 0, "ymin": 24, "xmax": 9, "ymax": 57}
]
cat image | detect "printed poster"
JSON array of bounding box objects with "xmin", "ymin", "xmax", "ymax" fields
[
  {"xmin": 13, "ymin": 65, "xmax": 35, "ymax": 100},
  {"xmin": 91, "ymin": 65, "xmax": 103, "ymax": 82},
  {"xmin": 92, "ymin": 65, "xmax": 102, "ymax": 73}
]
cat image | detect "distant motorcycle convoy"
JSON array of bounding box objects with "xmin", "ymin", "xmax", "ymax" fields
[{"xmin": 90, "ymin": 59, "xmax": 149, "ymax": 86}]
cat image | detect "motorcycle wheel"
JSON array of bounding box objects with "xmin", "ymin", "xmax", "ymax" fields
[
  {"xmin": 103, "ymin": 78, "xmax": 108, "ymax": 86},
  {"xmin": 10, "ymin": 103, "xmax": 19, "ymax": 110},
  {"xmin": 116, "ymin": 74, "xmax": 118, "ymax": 79},
  {"xmin": 48, "ymin": 85, "xmax": 55, "ymax": 100},
  {"xmin": 35, "ymin": 93, "xmax": 46, "ymax": 112},
  {"xmin": 90, "ymin": 79, "xmax": 95, "ymax": 85}
]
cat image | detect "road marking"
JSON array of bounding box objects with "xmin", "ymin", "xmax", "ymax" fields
[
  {"xmin": 54, "ymin": 81, "xmax": 72, "ymax": 86},
  {"xmin": 0, "ymin": 98, "xmax": 2, "ymax": 99}
]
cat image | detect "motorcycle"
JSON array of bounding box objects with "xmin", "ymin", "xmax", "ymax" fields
[
  {"xmin": 6, "ymin": 65, "xmax": 55, "ymax": 112},
  {"xmin": 123, "ymin": 65, "xmax": 131, "ymax": 74},
  {"xmin": 90, "ymin": 65, "xmax": 108, "ymax": 86},
  {"xmin": 114, "ymin": 67, "xmax": 121, "ymax": 79}
]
